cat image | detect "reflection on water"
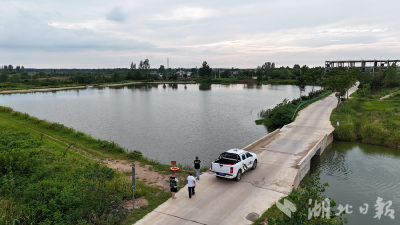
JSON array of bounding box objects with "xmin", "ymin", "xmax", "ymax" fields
[
  {"xmin": 199, "ymin": 83, "xmax": 212, "ymax": 90},
  {"xmin": 303, "ymin": 141, "xmax": 400, "ymax": 225},
  {"xmin": 0, "ymin": 83, "xmax": 319, "ymax": 166}
]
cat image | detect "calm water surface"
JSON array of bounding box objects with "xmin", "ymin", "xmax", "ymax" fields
[
  {"xmin": 0, "ymin": 83, "xmax": 316, "ymax": 166},
  {"xmin": 304, "ymin": 141, "xmax": 400, "ymax": 225}
]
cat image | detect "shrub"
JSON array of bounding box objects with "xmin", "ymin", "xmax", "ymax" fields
[
  {"xmin": 11, "ymin": 111, "xmax": 22, "ymax": 117},
  {"xmin": 127, "ymin": 150, "xmax": 143, "ymax": 160},
  {"xmin": 262, "ymin": 98, "xmax": 296, "ymax": 129}
]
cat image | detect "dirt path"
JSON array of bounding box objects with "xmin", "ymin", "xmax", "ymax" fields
[{"xmin": 380, "ymin": 90, "xmax": 400, "ymax": 100}]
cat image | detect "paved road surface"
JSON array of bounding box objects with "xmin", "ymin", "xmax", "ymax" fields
[{"xmin": 135, "ymin": 85, "xmax": 358, "ymax": 225}]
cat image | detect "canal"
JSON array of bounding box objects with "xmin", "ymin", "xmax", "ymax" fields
[{"xmin": 303, "ymin": 141, "xmax": 400, "ymax": 224}]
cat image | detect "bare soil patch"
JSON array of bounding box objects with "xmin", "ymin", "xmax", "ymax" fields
[
  {"xmin": 103, "ymin": 159, "xmax": 171, "ymax": 191},
  {"xmin": 123, "ymin": 196, "xmax": 149, "ymax": 209}
]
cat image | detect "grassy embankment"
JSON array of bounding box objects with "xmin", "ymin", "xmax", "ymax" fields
[
  {"xmin": 0, "ymin": 106, "xmax": 205, "ymax": 224},
  {"xmin": 252, "ymin": 172, "xmax": 346, "ymax": 225},
  {"xmin": 330, "ymin": 86, "xmax": 400, "ymax": 149}
]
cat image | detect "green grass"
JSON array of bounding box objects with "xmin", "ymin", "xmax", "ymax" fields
[
  {"xmin": 330, "ymin": 98, "xmax": 400, "ymax": 148},
  {"xmin": 350, "ymin": 86, "xmax": 400, "ymax": 99},
  {"xmin": 0, "ymin": 107, "xmax": 207, "ymax": 224}
]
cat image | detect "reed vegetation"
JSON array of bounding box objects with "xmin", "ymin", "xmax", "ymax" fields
[{"xmin": 331, "ymin": 99, "xmax": 400, "ymax": 149}]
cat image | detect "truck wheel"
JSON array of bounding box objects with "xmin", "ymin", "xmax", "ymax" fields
[
  {"xmin": 252, "ymin": 160, "xmax": 257, "ymax": 170},
  {"xmin": 235, "ymin": 170, "xmax": 242, "ymax": 181}
]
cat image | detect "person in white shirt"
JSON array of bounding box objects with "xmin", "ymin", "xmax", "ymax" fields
[{"xmin": 187, "ymin": 172, "xmax": 196, "ymax": 198}]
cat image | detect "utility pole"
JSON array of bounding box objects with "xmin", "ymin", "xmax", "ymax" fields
[
  {"xmin": 167, "ymin": 57, "xmax": 169, "ymax": 77},
  {"xmin": 131, "ymin": 163, "xmax": 136, "ymax": 211}
]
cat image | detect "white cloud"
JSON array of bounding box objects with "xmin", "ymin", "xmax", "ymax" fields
[
  {"xmin": 152, "ymin": 7, "xmax": 216, "ymax": 21},
  {"xmin": 0, "ymin": 0, "xmax": 399, "ymax": 68}
]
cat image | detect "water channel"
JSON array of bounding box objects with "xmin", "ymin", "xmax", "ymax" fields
[{"xmin": 304, "ymin": 141, "xmax": 400, "ymax": 224}]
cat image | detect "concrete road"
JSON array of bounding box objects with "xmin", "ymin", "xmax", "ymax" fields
[{"xmin": 135, "ymin": 85, "xmax": 358, "ymax": 225}]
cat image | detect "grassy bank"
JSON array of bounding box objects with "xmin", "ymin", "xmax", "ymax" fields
[
  {"xmin": 0, "ymin": 106, "xmax": 205, "ymax": 224},
  {"xmin": 253, "ymin": 172, "xmax": 346, "ymax": 225},
  {"xmin": 330, "ymin": 97, "xmax": 400, "ymax": 149},
  {"xmin": 350, "ymin": 86, "xmax": 400, "ymax": 99}
]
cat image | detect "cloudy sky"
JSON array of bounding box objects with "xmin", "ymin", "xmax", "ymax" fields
[{"xmin": 1, "ymin": 0, "xmax": 399, "ymax": 68}]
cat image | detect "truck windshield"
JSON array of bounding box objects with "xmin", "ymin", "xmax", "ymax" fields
[{"xmin": 220, "ymin": 153, "xmax": 239, "ymax": 161}]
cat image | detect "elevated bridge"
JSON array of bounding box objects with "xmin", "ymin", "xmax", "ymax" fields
[{"xmin": 325, "ymin": 59, "xmax": 399, "ymax": 73}]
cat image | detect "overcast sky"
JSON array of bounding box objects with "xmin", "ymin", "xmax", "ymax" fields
[{"xmin": 1, "ymin": 0, "xmax": 399, "ymax": 68}]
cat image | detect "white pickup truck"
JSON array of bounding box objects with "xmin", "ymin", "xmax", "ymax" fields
[{"xmin": 211, "ymin": 148, "xmax": 258, "ymax": 181}]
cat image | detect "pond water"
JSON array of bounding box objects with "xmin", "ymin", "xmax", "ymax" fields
[
  {"xmin": 0, "ymin": 83, "xmax": 317, "ymax": 166},
  {"xmin": 303, "ymin": 141, "xmax": 400, "ymax": 224}
]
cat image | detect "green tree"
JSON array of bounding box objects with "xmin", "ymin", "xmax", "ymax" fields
[
  {"xmin": 384, "ymin": 63, "xmax": 399, "ymax": 87},
  {"xmin": 293, "ymin": 64, "xmax": 301, "ymax": 77},
  {"xmin": 323, "ymin": 68, "xmax": 356, "ymax": 108},
  {"xmin": 38, "ymin": 71, "xmax": 46, "ymax": 78},
  {"xmin": 112, "ymin": 72, "xmax": 121, "ymax": 82},
  {"xmin": 8, "ymin": 64, "xmax": 13, "ymax": 73},
  {"xmin": 0, "ymin": 70, "xmax": 8, "ymax": 82},
  {"xmin": 270, "ymin": 70, "xmax": 283, "ymax": 79},
  {"xmin": 356, "ymin": 83, "xmax": 371, "ymax": 97},
  {"xmin": 21, "ymin": 72, "xmax": 29, "ymax": 79},
  {"xmin": 125, "ymin": 71, "xmax": 133, "ymax": 80},
  {"xmin": 10, "ymin": 74, "xmax": 21, "ymax": 83},
  {"xmin": 260, "ymin": 62, "xmax": 275, "ymax": 77},
  {"xmin": 143, "ymin": 59, "xmax": 150, "ymax": 79},
  {"xmin": 159, "ymin": 65, "xmax": 165, "ymax": 73},
  {"xmin": 21, "ymin": 66, "xmax": 25, "ymax": 73},
  {"xmin": 356, "ymin": 71, "xmax": 373, "ymax": 88},
  {"xmin": 295, "ymin": 75, "xmax": 307, "ymax": 97},
  {"xmin": 198, "ymin": 61, "xmax": 212, "ymax": 77},
  {"xmin": 134, "ymin": 70, "xmax": 142, "ymax": 80},
  {"xmin": 15, "ymin": 66, "xmax": 21, "ymax": 73},
  {"xmin": 305, "ymin": 68, "xmax": 323, "ymax": 93},
  {"xmin": 301, "ymin": 65, "xmax": 309, "ymax": 75},
  {"xmin": 162, "ymin": 73, "xmax": 166, "ymax": 80}
]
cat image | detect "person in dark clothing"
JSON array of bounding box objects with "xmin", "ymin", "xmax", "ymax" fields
[
  {"xmin": 169, "ymin": 173, "xmax": 178, "ymax": 199},
  {"xmin": 194, "ymin": 156, "xmax": 201, "ymax": 180}
]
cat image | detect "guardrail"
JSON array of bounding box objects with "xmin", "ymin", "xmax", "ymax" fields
[{"xmin": 291, "ymin": 90, "xmax": 334, "ymax": 121}]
